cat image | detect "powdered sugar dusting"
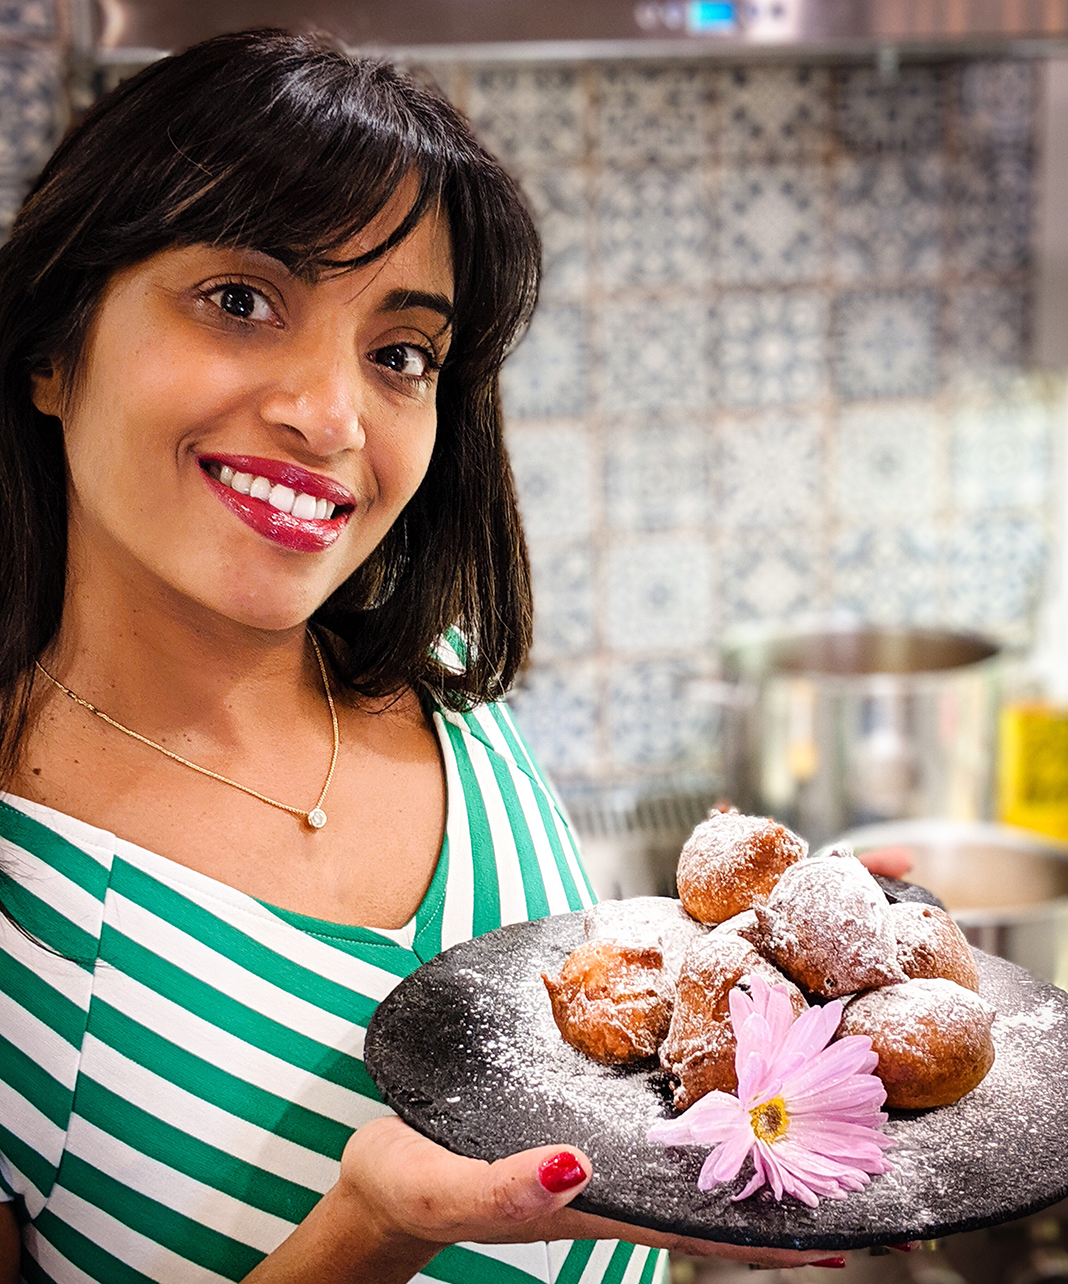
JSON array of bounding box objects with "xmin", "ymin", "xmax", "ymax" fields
[{"xmin": 750, "ymin": 855, "xmax": 907, "ymax": 997}]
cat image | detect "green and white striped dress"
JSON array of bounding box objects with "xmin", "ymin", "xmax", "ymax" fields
[{"xmin": 0, "ymin": 696, "xmax": 667, "ymax": 1284}]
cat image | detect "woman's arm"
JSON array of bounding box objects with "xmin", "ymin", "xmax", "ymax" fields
[{"xmin": 242, "ymin": 1116, "xmax": 846, "ymax": 1282}]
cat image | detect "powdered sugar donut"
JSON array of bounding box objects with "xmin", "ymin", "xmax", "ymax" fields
[
  {"xmin": 658, "ymin": 932, "xmax": 806, "ymax": 1110},
  {"xmin": 541, "ymin": 939, "xmax": 673, "ymax": 1065},
  {"xmin": 676, "ymin": 809, "xmax": 807, "ymax": 923},
  {"xmin": 584, "ymin": 895, "xmax": 708, "ymax": 981},
  {"xmin": 744, "ymin": 852, "xmax": 907, "ymax": 998},
  {"xmin": 838, "ymin": 977, "xmax": 995, "ymax": 1109},
  {"xmin": 890, "ymin": 901, "xmax": 980, "ymax": 993}
]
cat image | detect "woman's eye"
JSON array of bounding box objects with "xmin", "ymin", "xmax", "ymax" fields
[
  {"xmin": 206, "ymin": 284, "xmax": 273, "ymax": 322},
  {"xmin": 373, "ymin": 344, "xmax": 434, "ymax": 379}
]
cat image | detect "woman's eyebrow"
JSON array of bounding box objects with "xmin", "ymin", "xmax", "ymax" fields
[{"xmin": 378, "ymin": 288, "xmax": 454, "ymax": 327}]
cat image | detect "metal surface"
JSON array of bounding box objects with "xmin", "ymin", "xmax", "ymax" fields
[
  {"xmin": 724, "ymin": 626, "xmax": 1006, "ymax": 849},
  {"xmin": 838, "ymin": 818, "xmax": 1068, "ymax": 989},
  {"xmin": 87, "ymin": 0, "xmax": 1068, "ymax": 59}
]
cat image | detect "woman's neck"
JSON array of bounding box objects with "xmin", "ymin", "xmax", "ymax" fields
[{"xmin": 43, "ymin": 566, "xmax": 324, "ymax": 754}]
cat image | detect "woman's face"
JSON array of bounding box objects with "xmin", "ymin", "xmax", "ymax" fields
[{"xmin": 34, "ymin": 200, "xmax": 453, "ymax": 633}]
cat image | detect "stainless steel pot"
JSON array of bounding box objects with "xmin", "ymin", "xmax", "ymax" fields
[
  {"xmin": 723, "ymin": 626, "xmax": 1005, "ymax": 849},
  {"xmin": 835, "ymin": 818, "xmax": 1068, "ymax": 989}
]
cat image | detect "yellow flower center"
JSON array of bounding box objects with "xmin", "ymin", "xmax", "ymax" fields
[{"xmin": 749, "ymin": 1097, "xmax": 790, "ymax": 1144}]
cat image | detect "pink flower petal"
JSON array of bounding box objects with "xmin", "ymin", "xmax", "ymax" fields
[{"xmin": 705, "ymin": 1124, "xmax": 757, "ymax": 1185}]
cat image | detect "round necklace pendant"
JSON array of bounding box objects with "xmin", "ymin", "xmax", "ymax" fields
[{"xmin": 307, "ymin": 808, "xmax": 327, "ymax": 830}]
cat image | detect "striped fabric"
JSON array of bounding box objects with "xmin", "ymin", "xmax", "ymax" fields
[{"xmin": 0, "ymin": 697, "xmax": 668, "ymax": 1284}]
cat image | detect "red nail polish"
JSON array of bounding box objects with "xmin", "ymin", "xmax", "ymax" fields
[
  {"xmin": 890, "ymin": 1243, "xmax": 917, "ymax": 1253},
  {"xmin": 812, "ymin": 1259, "xmax": 846, "ymax": 1269},
  {"xmin": 538, "ymin": 1151, "xmax": 587, "ymax": 1193}
]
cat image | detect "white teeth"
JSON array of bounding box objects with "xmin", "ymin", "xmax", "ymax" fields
[
  {"xmin": 210, "ymin": 464, "xmax": 340, "ymax": 520},
  {"xmin": 268, "ymin": 484, "xmax": 296, "ymax": 514},
  {"xmin": 291, "ymin": 492, "xmax": 318, "ymax": 520}
]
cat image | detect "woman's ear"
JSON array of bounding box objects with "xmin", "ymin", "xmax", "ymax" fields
[{"xmin": 31, "ymin": 363, "xmax": 64, "ymax": 418}]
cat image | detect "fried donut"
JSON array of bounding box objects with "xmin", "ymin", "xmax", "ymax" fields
[
  {"xmin": 676, "ymin": 809, "xmax": 808, "ymax": 923},
  {"xmin": 659, "ymin": 932, "xmax": 806, "ymax": 1110},
  {"xmin": 584, "ymin": 895, "xmax": 708, "ymax": 981},
  {"xmin": 889, "ymin": 901, "xmax": 980, "ymax": 993},
  {"xmin": 541, "ymin": 939, "xmax": 673, "ymax": 1065},
  {"xmin": 838, "ymin": 977, "xmax": 995, "ymax": 1109},
  {"xmin": 743, "ymin": 852, "xmax": 907, "ymax": 998}
]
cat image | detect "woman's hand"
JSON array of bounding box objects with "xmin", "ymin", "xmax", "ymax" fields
[
  {"xmin": 855, "ymin": 846, "xmax": 915, "ymax": 880},
  {"xmin": 334, "ymin": 1117, "xmax": 852, "ymax": 1274}
]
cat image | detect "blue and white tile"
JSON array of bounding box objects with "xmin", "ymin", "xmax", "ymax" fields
[
  {"xmin": 718, "ymin": 524, "xmax": 823, "ymax": 628},
  {"xmin": 506, "ymin": 420, "xmax": 594, "ymax": 541},
  {"xmin": 604, "ymin": 537, "xmax": 713, "ymax": 652},
  {"xmin": 467, "ymin": 65, "xmax": 586, "ymax": 170},
  {"xmin": 834, "ymin": 65, "xmax": 945, "ymax": 154},
  {"xmin": 716, "ymin": 65, "xmax": 830, "ymax": 162},
  {"xmin": 953, "ymin": 148, "xmax": 1033, "ymax": 275},
  {"xmin": 951, "ymin": 392, "xmax": 1052, "ymax": 512},
  {"xmin": 833, "ymin": 402, "xmax": 941, "ymax": 523},
  {"xmin": 713, "ymin": 408, "xmax": 823, "ymax": 527},
  {"xmin": 0, "ymin": 178, "xmax": 26, "ymax": 241},
  {"xmin": 606, "ymin": 658, "xmax": 720, "ymax": 774},
  {"xmin": 716, "ymin": 162, "xmax": 824, "ymax": 286},
  {"xmin": 500, "ymin": 303, "xmax": 589, "ymax": 418},
  {"xmin": 597, "ymin": 161, "xmax": 712, "ymax": 290},
  {"xmin": 0, "ymin": 48, "xmax": 60, "ymax": 174},
  {"xmin": 528, "ymin": 540, "xmax": 596, "ymax": 660},
  {"xmin": 0, "ymin": 0, "xmax": 53, "ymax": 35},
  {"xmin": 948, "ymin": 515, "xmax": 1048, "ymax": 639},
  {"xmin": 603, "ymin": 413, "xmax": 709, "ymax": 533},
  {"xmin": 833, "ymin": 289, "xmax": 941, "ymax": 400},
  {"xmin": 717, "ymin": 289, "xmax": 828, "ymax": 407},
  {"xmin": 958, "ymin": 60, "xmax": 1036, "ymax": 150},
  {"xmin": 831, "ymin": 525, "xmax": 942, "ymax": 626},
  {"xmin": 949, "ymin": 285, "xmax": 1029, "ymax": 387},
  {"xmin": 833, "ymin": 155, "xmax": 945, "ymax": 283},
  {"xmin": 596, "ymin": 62, "xmax": 710, "ymax": 163},
  {"xmin": 519, "ymin": 166, "xmax": 590, "ymax": 300},
  {"xmin": 507, "ymin": 661, "xmax": 600, "ymax": 778},
  {"xmin": 600, "ymin": 299, "xmax": 716, "ymax": 413}
]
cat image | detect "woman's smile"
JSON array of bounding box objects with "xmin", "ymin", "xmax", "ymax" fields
[{"xmin": 199, "ymin": 454, "xmax": 358, "ymax": 553}]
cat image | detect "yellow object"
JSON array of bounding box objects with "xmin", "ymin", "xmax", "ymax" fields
[{"xmin": 999, "ymin": 704, "xmax": 1068, "ymax": 841}]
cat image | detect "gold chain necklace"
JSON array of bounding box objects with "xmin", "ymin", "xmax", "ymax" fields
[{"xmin": 34, "ymin": 630, "xmax": 339, "ymax": 830}]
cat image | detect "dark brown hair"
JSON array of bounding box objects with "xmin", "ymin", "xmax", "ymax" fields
[{"xmin": 0, "ymin": 28, "xmax": 539, "ymax": 781}]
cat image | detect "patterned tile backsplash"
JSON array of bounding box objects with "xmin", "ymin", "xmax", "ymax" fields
[{"xmin": 0, "ymin": 23, "xmax": 1061, "ymax": 801}]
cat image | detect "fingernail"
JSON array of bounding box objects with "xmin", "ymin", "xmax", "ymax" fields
[
  {"xmin": 812, "ymin": 1259, "xmax": 846, "ymax": 1269},
  {"xmin": 890, "ymin": 1243, "xmax": 917, "ymax": 1253},
  {"xmin": 538, "ymin": 1151, "xmax": 587, "ymax": 1193}
]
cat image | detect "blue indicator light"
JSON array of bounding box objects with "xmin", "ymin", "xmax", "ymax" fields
[{"xmin": 687, "ymin": 0, "xmax": 736, "ymax": 30}]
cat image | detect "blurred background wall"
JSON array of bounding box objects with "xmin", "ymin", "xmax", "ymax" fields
[{"xmin": 1, "ymin": 7, "xmax": 1064, "ymax": 810}]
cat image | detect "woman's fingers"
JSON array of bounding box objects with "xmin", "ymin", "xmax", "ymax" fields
[
  {"xmin": 550, "ymin": 1208, "xmax": 851, "ymax": 1268},
  {"xmin": 343, "ymin": 1118, "xmax": 852, "ymax": 1269},
  {"xmin": 856, "ymin": 845, "xmax": 915, "ymax": 879},
  {"xmin": 340, "ymin": 1117, "xmax": 592, "ymax": 1245}
]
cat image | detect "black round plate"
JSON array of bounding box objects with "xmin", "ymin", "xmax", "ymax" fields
[{"xmin": 363, "ymin": 909, "xmax": 1068, "ymax": 1251}]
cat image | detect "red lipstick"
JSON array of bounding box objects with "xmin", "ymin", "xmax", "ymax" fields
[{"xmin": 198, "ymin": 455, "xmax": 356, "ymax": 554}]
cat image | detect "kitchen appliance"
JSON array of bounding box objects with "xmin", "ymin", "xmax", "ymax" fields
[
  {"xmin": 82, "ymin": 0, "xmax": 1068, "ymax": 62},
  {"xmin": 724, "ymin": 626, "xmax": 1006, "ymax": 849},
  {"xmin": 836, "ymin": 817, "xmax": 1068, "ymax": 989}
]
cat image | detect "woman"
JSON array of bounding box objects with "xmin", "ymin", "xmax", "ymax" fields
[{"xmin": 0, "ymin": 30, "xmax": 895, "ymax": 1282}]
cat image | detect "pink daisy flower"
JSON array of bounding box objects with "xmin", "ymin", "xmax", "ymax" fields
[{"xmin": 648, "ymin": 974, "xmax": 895, "ymax": 1207}]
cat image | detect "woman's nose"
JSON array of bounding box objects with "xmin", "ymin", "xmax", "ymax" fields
[{"xmin": 256, "ymin": 348, "xmax": 366, "ymax": 456}]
